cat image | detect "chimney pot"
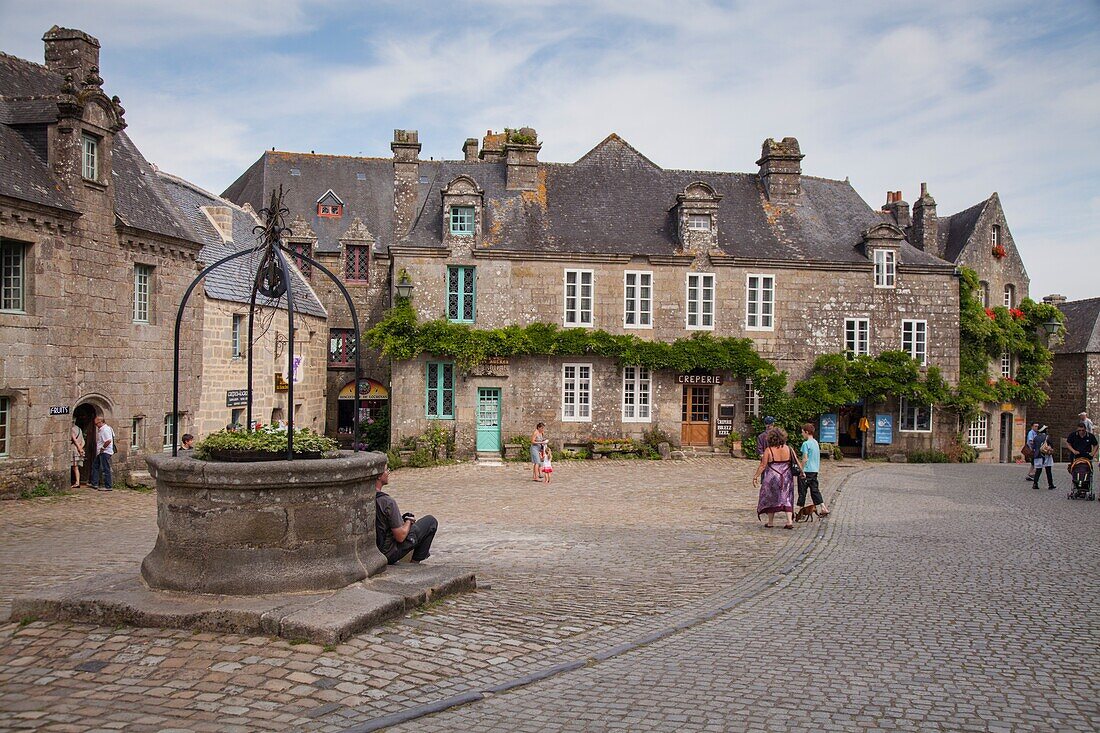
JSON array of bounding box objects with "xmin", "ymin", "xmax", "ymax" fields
[
  {"xmin": 463, "ymin": 137, "xmax": 479, "ymax": 162},
  {"xmin": 756, "ymin": 137, "xmax": 804, "ymax": 200},
  {"xmin": 42, "ymin": 26, "xmax": 100, "ymax": 83},
  {"xmin": 1043, "ymin": 294, "xmax": 1068, "ymax": 306}
]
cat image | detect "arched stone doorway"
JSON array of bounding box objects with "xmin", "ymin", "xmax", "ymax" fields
[{"xmin": 73, "ymin": 395, "xmax": 112, "ymax": 485}]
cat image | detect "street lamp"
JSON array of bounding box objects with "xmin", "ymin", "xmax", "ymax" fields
[
  {"xmin": 1041, "ymin": 317, "xmax": 1060, "ymax": 338},
  {"xmin": 395, "ymin": 270, "xmax": 414, "ymax": 299}
]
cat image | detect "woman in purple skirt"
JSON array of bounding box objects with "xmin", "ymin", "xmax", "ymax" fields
[{"xmin": 753, "ymin": 427, "xmax": 797, "ymax": 529}]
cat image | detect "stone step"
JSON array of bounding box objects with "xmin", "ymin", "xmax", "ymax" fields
[{"xmin": 476, "ymin": 452, "xmax": 504, "ymax": 466}]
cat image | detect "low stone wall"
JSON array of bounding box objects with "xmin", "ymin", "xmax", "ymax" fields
[{"xmin": 141, "ymin": 451, "xmax": 388, "ymax": 595}]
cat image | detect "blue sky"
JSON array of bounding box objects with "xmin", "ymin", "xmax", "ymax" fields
[{"xmin": 2, "ymin": 0, "xmax": 1098, "ymax": 300}]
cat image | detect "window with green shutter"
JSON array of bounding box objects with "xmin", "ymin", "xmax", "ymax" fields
[
  {"xmin": 447, "ymin": 266, "xmax": 476, "ymax": 323},
  {"xmin": 426, "ymin": 362, "xmax": 455, "ymax": 419}
]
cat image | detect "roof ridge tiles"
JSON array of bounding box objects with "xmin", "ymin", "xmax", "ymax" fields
[{"xmin": 267, "ymin": 150, "xmax": 390, "ymax": 163}]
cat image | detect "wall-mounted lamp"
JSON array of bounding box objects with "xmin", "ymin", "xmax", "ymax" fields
[{"xmin": 395, "ymin": 269, "xmax": 414, "ymax": 299}]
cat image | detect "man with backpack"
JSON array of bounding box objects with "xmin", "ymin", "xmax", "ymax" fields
[
  {"xmin": 1030, "ymin": 425, "xmax": 1056, "ymax": 491},
  {"xmin": 1023, "ymin": 422, "xmax": 1039, "ymax": 482}
]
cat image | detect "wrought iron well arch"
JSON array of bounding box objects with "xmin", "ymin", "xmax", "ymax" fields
[{"xmin": 171, "ymin": 187, "xmax": 363, "ymax": 459}]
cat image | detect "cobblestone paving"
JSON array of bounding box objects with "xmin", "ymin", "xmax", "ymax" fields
[
  {"xmin": 0, "ymin": 457, "xmax": 845, "ymax": 731},
  {"xmin": 408, "ymin": 463, "xmax": 1100, "ymax": 732}
]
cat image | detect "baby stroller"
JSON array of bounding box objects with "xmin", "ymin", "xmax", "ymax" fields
[{"xmin": 1066, "ymin": 457, "xmax": 1095, "ymax": 501}]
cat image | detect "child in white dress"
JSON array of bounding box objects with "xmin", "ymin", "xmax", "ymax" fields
[{"xmin": 541, "ymin": 445, "xmax": 553, "ymax": 484}]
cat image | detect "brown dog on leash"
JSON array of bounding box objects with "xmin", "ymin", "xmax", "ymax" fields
[{"xmin": 795, "ymin": 505, "xmax": 817, "ymax": 523}]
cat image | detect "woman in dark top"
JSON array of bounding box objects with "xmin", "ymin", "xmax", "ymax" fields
[{"xmin": 1030, "ymin": 425, "xmax": 1055, "ymax": 490}]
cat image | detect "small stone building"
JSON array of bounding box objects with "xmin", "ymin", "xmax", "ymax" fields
[
  {"xmin": 158, "ymin": 173, "xmax": 328, "ymax": 439},
  {"xmin": 0, "ymin": 28, "xmax": 206, "ymax": 495},
  {"xmin": 1029, "ymin": 295, "xmax": 1100, "ymax": 445},
  {"xmin": 223, "ymin": 153, "xmax": 394, "ymax": 443}
]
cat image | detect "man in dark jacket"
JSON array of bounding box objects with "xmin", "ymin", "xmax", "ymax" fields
[{"xmin": 374, "ymin": 468, "xmax": 438, "ymax": 564}]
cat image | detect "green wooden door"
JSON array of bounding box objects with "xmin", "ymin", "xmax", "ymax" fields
[{"xmin": 476, "ymin": 388, "xmax": 501, "ymax": 452}]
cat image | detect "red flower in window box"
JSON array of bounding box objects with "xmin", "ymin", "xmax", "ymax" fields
[
  {"xmin": 984, "ymin": 308, "xmax": 996, "ymax": 320},
  {"xmin": 991, "ymin": 244, "xmax": 1007, "ymax": 259},
  {"xmin": 1001, "ymin": 377, "xmax": 1019, "ymax": 386},
  {"xmin": 1009, "ymin": 308, "xmax": 1024, "ymax": 320}
]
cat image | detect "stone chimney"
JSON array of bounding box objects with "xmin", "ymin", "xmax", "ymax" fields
[
  {"xmin": 504, "ymin": 127, "xmax": 540, "ymax": 191},
  {"xmin": 756, "ymin": 137, "xmax": 803, "ymax": 200},
  {"xmin": 43, "ymin": 26, "xmax": 100, "ymax": 83},
  {"xmin": 1043, "ymin": 294, "xmax": 1067, "ymax": 307},
  {"xmin": 462, "ymin": 138, "xmax": 479, "ymax": 162},
  {"xmin": 201, "ymin": 206, "xmax": 234, "ymax": 243},
  {"xmin": 911, "ymin": 182, "xmax": 938, "ymax": 255},
  {"xmin": 479, "ymin": 130, "xmax": 506, "ymax": 162},
  {"xmin": 882, "ymin": 190, "xmax": 911, "ymax": 229},
  {"xmin": 391, "ymin": 129, "xmax": 421, "ymax": 236}
]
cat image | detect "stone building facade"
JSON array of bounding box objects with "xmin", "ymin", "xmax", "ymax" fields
[
  {"xmin": 158, "ymin": 173, "xmax": 328, "ymax": 440},
  {"xmin": 223, "ymin": 153, "xmax": 394, "ymax": 444},
  {"xmin": 382, "ymin": 131, "xmax": 964, "ymax": 458},
  {"xmin": 882, "ymin": 187, "xmax": 1033, "ymax": 462},
  {"xmin": 0, "ymin": 28, "xmax": 205, "ymax": 496},
  {"xmin": 1029, "ymin": 295, "xmax": 1100, "ymax": 453}
]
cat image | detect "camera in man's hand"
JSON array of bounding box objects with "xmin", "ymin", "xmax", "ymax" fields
[{"xmin": 402, "ymin": 512, "xmax": 415, "ymax": 522}]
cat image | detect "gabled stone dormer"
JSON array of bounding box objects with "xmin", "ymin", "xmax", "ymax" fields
[
  {"xmin": 284, "ymin": 215, "xmax": 318, "ymax": 278},
  {"xmin": 441, "ymin": 175, "xmax": 483, "ymax": 253},
  {"xmin": 675, "ymin": 182, "xmax": 722, "ymax": 257},
  {"xmin": 860, "ymin": 222, "xmax": 906, "ymax": 289},
  {"xmin": 200, "ymin": 205, "xmax": 233, "ymax": 243},
  {"xmin": 339, "ymin": 218, "xmax": 374, "ymax": 283}
]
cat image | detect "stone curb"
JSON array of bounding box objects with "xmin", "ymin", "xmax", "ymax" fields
[{"xmin": 334, "ymin": 466, "xmax": 874, "ymax": 731}]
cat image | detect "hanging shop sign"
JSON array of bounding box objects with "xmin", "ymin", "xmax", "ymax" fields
[
  {"xmin": 875, "ymin": 414, "xmax": 894, "ymax": 444},
  {"xmin": 819, "ymin": 413, "xmax": 838, "ymax": 443},
  {"xmin": 274, "ymin": 373, "xmax": 290, "ymax": 392},
  {"xmin": 677, "ymin": 374, "xmax": 722, "ymax": 385},
  {"xmin": 338, "ymin": 378, "xmax": 389, "ymax": 401}
]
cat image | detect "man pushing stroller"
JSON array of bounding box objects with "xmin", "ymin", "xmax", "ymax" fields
[{"xmin": 1064, "ymin": 422, "xmax": 1098, "ymax": 501}]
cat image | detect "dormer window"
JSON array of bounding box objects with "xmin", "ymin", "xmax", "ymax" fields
[
  {"xmin": 688, "ymin": 214, "xmax": 711, "ymax": 231},
  {"xmin": 316, "ymin": 190, "xmax": 344, "ymax": 218},
  {"xmin": 873, "ymin": 249, "xmax": 896, "ymax": 288},
  {"xmin": 82, "ymin": 134, "xmax": 99, "ymax": 181},
  {"xmin": 450, "ymin": 206, "xmax": 475, "ymax": 236}
]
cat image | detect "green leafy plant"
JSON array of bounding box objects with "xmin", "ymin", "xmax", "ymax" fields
[
  {"xmin": 19, "ymin": 482, "xmax": 64, "ymax": 499},
  {"xmin": 358, "ymin": 404, "xmax": 390, "ymax": 451},
  {"xmin": 194, "ymin": 425, "xmax": 340, "ymax": 459},
  {"xmin": 385, "ymin": 448, "xmax": 404, "ymax": 469},
  {"xmin": 908, "ymin": 449, "xmax": 950, "ymax": 463}
]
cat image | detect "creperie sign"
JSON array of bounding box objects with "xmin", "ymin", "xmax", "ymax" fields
[{"xmin": 676, "ymin": 374, "xmax": 723, "ymax": 385}]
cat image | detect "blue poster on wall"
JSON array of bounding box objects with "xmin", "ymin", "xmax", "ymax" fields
[
  {"xmin": 819, "ymin": 413, "xmax": 838, "ymax": 443},
  {"xmin": 875, "ymin": 414, "xmax": 893, "ymax": 444}
]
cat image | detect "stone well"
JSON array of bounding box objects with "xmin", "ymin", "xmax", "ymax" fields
[{"xmin": 141, "ymin": 451, "xmax": 389, "ymax": 595}]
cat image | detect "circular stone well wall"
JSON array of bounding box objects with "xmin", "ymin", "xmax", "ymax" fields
[{"xmin": 141, "ymin": 451, "xmax": 388, "ymax": 595}]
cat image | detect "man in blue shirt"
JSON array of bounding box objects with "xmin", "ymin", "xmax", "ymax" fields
[{"xmin": 798, "ymin": 423, "xmax": 829, "ymax": 516}]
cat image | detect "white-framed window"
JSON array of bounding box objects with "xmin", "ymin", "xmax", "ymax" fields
[
  {"xmin": 687, "ymin": 213, "xmax": 711, "ymax": 231},
  {"xmin": 744, "ymin": 378, "xmax": 761, "ymax": 419},
  {"xmin": 622, "ymin": 366, "xmax": 651, "ymax": 422},
  {"xmin": 131, "ymin": 417, "xmax": 143, "ymax": 449},
  {"xmin": 1003, "ymin": 284, "xmax": 1015, "ymax": 308},
  {"xmin": 746, "ymin": 274, "xmax": 774, "ymax": 330},
  {"xmin": 232, "ymin": 314, "xmax": 244, "ymax": 358},
  {"xmin": 0, "ymin": 396, "xmax": 9, "ymax": 456},
  {"xmin": 687, "ymin": 273, "xmax": 715, "ymax": 330},
  {"xmin": 564, "ymin": 269, "xmax": 594, "ymax": 327},
  {"xmin": 979, "ymin": 281, "xmax": 990, "ymax": 308},
  {"xmin": 1, "ymin": 241, "xmax": 26, "ymax": 313},
  {"xmin": 133, "ymin": 264, "xmax": 152, "ymax": 323},
  {"xmin": 899, "ymin": 398, "xmax": 932, "ymax": 433},
  {"xmin": 967, "ymin": 413, "xmax": 989, "ymax": 448},
  {"xmin": 991, "ymin": 225, "xmax": 1001, "ymax": 248},
  {"xmin": 82, "ymin": 134, "xmax": 98, "ymax": 181},
  {"xmin": 1001, "ymin": 351, "xmax": 1013, "ymax": 379},
  {"xmin": 874, "ymin": 249, "xmax": 896, "ymax": 288},
  {"xmin": 562, "ymin": 363, "xmax": 592, "ymax": 422},
  {"xmin": 844, "ymin": 318, "xmax": 870, "ymax": 357},
  {"xmin": 623, "ymin": 271, "xmax": 652, "ymax": 328},
  {"xmin": 163, "ymin": 413, "xmax": 178, "ymax": 449},
  {"xmin": 902, "ymin": 319, "xmax": 927, "ymax": 366}
]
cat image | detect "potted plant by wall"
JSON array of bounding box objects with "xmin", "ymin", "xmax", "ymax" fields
[{"xmin": 194, "ymin": 424, "xmax": 340, "ymax": 462}]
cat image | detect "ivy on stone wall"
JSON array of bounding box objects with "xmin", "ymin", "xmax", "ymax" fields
[{"xmin": 367, "ymin": 271, "xmax": 1061, "ymax": 436}]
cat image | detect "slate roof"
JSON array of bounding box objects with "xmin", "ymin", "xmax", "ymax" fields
[
  {"xmin": 1054, "ymin": 297, "xmax": 1100, "ymax": 354},
  {"xmin": 222, "ymin": 153, "xmax": 393, "ymax": 254},
  {"xmin": 0, "ymin": 49, "xmax": 198, "ymax": 243},
  {"xmin": 159, "ymin": 172, "xmax": 326, "ymax": 318},
  {"xmin": 226, "ymin": 134, "xmax": 950, "ymax": 268},
  {"xmin": 937, "ymin": 198, "xmax": 988, "ymax": 263}
]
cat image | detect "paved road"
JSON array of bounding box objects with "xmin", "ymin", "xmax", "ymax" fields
[
  {"xmin": 0, "ymin": 457, "xmax": 845, "ymax": 731},
  {"xmin": 399, "ymin": 464, "xmax": 1100, "ymax": 732}
]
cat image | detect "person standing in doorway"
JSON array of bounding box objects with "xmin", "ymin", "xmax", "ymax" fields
[
  {"xmin": 530, "ymin": 422, "xmax": 547, "ymax": 482},
  {"xmin": 90, "ymin": 416, "xmax": 115, "ymax": 491},
  {"xmin": 69, "ymin": 419, "xmax": 85, "ymax": 489},
  {"xmin": 1023, "ymin": 422, "xmax": 1039, "ymax": 482}
]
